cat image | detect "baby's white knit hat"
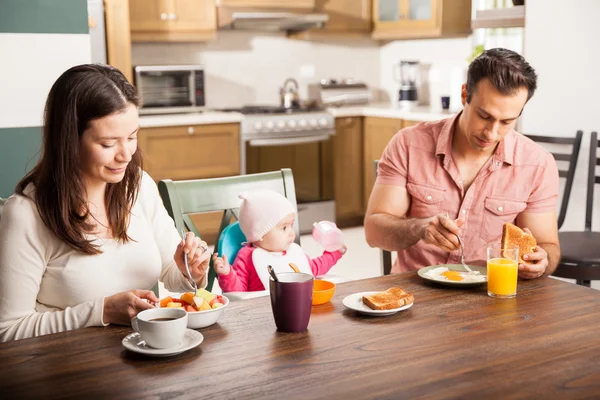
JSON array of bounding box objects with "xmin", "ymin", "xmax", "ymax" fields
[{"xmin": 238, "ymin": 189, "xmax": 295, "ymax": 243}]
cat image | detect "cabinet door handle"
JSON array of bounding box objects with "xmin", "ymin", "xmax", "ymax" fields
[
  {"xmin": 187, "ymin": 127, "xmax": 195, "ymax": 135},
  {"xmin": 160, "ymin": 13, "xmax": 168, "ymax": 21},
  {"xmin": 169, "ymin": 13, "xmax": 177, "ymax": 20}
]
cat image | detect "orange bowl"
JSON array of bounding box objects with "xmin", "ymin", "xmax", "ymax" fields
[{"xmin": 312, "ymin": 279, "xmax": 336, "ymax": 305}]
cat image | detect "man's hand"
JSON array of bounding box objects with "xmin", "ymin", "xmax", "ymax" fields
[
  {"xmin": 422, "ymin": 213, "xmax": 465, "ymax": 252},
  {"xmin": 518, "ymin": 228, "xmax": 548, "ymax": 279}
]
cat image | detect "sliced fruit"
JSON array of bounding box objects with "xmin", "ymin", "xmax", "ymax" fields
[
  {"xmin": 159, "ymin": 296, "xmax": 173, "ymax": 308},
  {"xmin": 166, "ymin": 302, "xmax": 183, "ymax": 308},
  {"xmin": 195, "ymin": 288, "xmax": 216, "ymax": 303},
  {"xmin": 211, "ymin": 303, "xmax": 223, "ymax": 309},
  {"xmin": 185, "ymin": 305, "xmax": 197, "ymax": 312},
  {"xmin": 180, "ymin": 292, "xmax": 195, "ymax": 305},
  {"xmin": 199, "ymin": 299, "xmax": 212, "ymax": 311}
]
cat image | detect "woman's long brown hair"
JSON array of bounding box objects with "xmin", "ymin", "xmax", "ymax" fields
[{"xmin": 16, "ymin": 64, "xmax": 143, "ymax": 254}]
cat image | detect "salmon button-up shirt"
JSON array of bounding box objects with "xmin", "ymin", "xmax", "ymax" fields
[{"xmin": 376, "ymin": 113, "xmax": 559, "ymax": 273}]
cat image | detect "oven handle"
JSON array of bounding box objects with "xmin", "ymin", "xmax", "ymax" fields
[{"xmin": 248, "ymin": 134, "xmax": 331, "ymax": 147}]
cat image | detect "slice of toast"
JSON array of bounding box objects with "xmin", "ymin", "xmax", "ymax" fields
[
  {"xmin": 362, "ymin": 287, "xmax": 414, "ymax": 310},
  {"xmin": 501, "ymin": 223, "xmax": 537, "ymax": 264}
]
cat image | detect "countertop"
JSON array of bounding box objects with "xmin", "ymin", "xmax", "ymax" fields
[
  {"xmin": 326, "ymin": 103, "xmax": 455, "ymax": 121},
  {"xmin": 138, "ymin": 104, "xmax": 455, "ymax": 128},
  {"xmin": 139, "ymin": 111, "xmax": 244, "ymax": 128}
]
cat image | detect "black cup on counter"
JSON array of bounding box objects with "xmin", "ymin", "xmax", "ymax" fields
[{"xmin": 441, "ymin": 96, "xmax": 451, "ymax": 110}]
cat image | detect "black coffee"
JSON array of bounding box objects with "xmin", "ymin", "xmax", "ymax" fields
[{"xmin": 149, "ymin": 318, "xmax": 176, "ymax": 322}]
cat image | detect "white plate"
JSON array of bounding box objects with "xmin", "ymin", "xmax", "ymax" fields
[
  {"xmin": 122, "ymin": 329, "xmax": 203, "ymax": 357},
  {"xmin": 342, "ymin": 291, "xmax": 414, "ymax": 316}
]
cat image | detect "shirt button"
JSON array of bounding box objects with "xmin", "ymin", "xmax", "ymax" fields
[
  {"xmin": 497, "ymin": 206, "xmax": 504, "ymax": 212},
  {"xmin": 462, "ymin": 210, "xmax": 466, "ymax": 214},
  {"xmin": 426, "ymin": 195, "xmax": 433, "ymax": 201}
]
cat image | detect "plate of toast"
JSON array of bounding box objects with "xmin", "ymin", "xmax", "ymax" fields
[{"xmin": 342, "ymin": 287, "xmax": 414, "ymax": 316}]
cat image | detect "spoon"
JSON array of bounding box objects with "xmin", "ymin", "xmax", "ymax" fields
[
  {"xmin": 180, "ymin": 229, "xmax": 198, "ymax": 293},
  {"xmin": 456, "ymin": 235, "xmax": 474, "ymax": 274},
  {"xmin": 267, "ymin": 265, "xmax": 279, "ymax": 282}
]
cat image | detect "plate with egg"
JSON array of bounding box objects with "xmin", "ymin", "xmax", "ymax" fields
[{"xmin": 418, "ymin": 264, "xmax": 487, "ymax": 287}]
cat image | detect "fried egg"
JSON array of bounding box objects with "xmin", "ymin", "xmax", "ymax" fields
[{"xmin": 424, "ymin": 266, "xmax": 486, "ymax": 283}]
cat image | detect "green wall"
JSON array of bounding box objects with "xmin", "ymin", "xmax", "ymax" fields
[
  {"xmin": 0, "ymin": 0, "xmax": 88, "ymax": 34},
  {"xmin": 0, "ymin": 127, "xmax": 43, "ymax": 197}
]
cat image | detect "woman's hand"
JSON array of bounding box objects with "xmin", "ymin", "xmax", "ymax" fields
[
  {"xmin": 103, "ymin": 290, "xmax": 158, "ymax": 325},
  {"xmin": 212, "ymin": 253, "xmax": 231, "ymax": 275},
  {"xmin": 175, "ymin": 232, "xmax": 211, "ymax": 285}
]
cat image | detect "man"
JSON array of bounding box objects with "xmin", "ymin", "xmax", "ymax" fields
[{"xmin": 364, "ymin": 48, "xmax": 560, "ymax": 279}]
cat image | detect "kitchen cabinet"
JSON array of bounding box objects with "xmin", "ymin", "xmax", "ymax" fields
[
  {"xmin": 139, "ymin": 123, "xmax": 239, "ymax": 244},
  {"xmin": 216, "ymin": 0, "xmax": 315, "ymax": 8},
  {"xmin": 372, "ymin": 0, "xmax": 471, "ymax": 40},
  {"xmin": 321, "ymin": 117, "xmax": 365, "ymax": 227},
  {"xmin": 363, "ymin": 116, "xmax": 403, "ymax": 208},
  {"xmin": 104, "ymin": 0, "xmax": 133, "ymax": 83},
  {"xmin": 139, "ymin": 123, "xmax": 240, "ymax": 182},
  {"xmin": 289, "ymin": 0, "xmax": 372, "ymax": 40},
  {"xmin": 129, "ymin": 0, "xmax": 217, "ymax": 42}
]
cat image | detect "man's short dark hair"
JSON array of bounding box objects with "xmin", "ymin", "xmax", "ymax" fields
[{"xmin": 466, "ymin": 48, "xmax": 537, "ymax": 103}]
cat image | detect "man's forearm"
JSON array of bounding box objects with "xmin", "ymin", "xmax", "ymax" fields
[
  {"xmin": 365, "ymin": 213, "xmax": 430, "ymax": 252},
  {"xmin": 539, "ymin": 242, "xmax": 560, "ymax": 275}
]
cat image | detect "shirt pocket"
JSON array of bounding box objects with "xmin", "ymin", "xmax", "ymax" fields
[
  {"xmin": 406, "ymin": 182, "xmax": 446, "ymax": 218},
  {"xmin": 480, "ymin": 197, "xmax": 527, "ymax": 242}
]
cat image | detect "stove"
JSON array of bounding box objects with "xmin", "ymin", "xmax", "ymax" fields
[
  {"xmin": 223, "ymin": 105, "xmax": 335, "ymax": 143},
  {"xmin": 226, "ymin": 105, "xmax": 336, "ymax": 234}
]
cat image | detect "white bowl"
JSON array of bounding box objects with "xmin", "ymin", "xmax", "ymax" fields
[{"xmin": 185, "ymin": 295, "xmax": 229, "ymax": 329}]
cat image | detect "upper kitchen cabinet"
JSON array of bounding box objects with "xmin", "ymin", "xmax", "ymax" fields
[
  {"xmin": 217, "ymin": 0, "xmax": 314, "ymax": 8},
  {"xmin": 289, "ymin": 0, "xmax": 372, "ymax": 39},
  {"xmin": 129, "ymin": 0, "xmax": 217, "ymax": 42},
  {"xmin": 372, "ymin": 0, "xmax": 471, "ymax": 40}
]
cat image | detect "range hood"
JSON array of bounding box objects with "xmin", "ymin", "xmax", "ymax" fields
[{"xmin": 218, "ymin": 11, "xmax": 329, "ymax": 33}]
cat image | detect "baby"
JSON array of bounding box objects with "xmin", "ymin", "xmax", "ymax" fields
[{"xmin": 213, "ymin": 189, "xmax": 346, "ymax": 292}]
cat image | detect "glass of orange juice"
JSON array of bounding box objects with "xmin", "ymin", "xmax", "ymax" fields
[{"xmin": 487, "ymin": 244, "xmax": 519, "ymax": 298}]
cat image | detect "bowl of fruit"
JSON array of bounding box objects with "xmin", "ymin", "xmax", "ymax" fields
[{"xmin": 159, "ymin": 288, "xmax": 229, "ymax": 329}]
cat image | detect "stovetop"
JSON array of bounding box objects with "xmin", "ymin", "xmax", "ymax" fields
[{"xmin": 221, "ymin": 105, "xmax": 327, "ymax": 115}]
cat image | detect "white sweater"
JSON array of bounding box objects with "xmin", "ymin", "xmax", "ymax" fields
[{"xmin": 0, "ymin": 172, "xmax": 194, "ymax": 342}]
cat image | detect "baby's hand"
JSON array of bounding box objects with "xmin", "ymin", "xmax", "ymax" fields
[
  {"xmin": 212, "ymin": 253, "xmax": 231, "ymax": 275},
  {"xmin": 338, "ymin": 244, "xmax": 347, "ymax": 255}
]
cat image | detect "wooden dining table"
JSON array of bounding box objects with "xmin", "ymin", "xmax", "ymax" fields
[{"xmin": 2, "ymin": 273, "xmax": 600, "ymax": 399}]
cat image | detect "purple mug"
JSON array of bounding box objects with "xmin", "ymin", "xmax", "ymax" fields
[{"xmin": 269, "ymin": 272, "xmax": 314, "ymax": 332}]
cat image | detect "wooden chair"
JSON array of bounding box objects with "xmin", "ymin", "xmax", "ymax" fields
[
  {"xmin": 525, "ymin": 131, "xmax": 583, "ymax": 229},
  {"xmin": 372, "ymin": 160, "xmax": 393, "ymax": 275},
  {"xmin": 158, "ymin": 169, "xmax": 300, "ymax": 291},
  {"xmin": 552, "ymin": 132, "xmax": 600, "ymax": 287},
  {"xmin": 374, "ymin": 131, "xmax": 584, "ymax": 276}
]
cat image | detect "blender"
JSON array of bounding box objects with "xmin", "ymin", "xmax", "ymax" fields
[{"xmin": 394, "ymin": 60, "xmax": 420, "ymax": 110}]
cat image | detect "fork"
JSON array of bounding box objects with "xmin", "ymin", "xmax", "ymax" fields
[
  {"xmin": 456, "ymin": 235, "xmax": 474, "ymax": 273},
  {"xmin": 180, "ymin": 229, "xmax": 198, "ymax": 293}
]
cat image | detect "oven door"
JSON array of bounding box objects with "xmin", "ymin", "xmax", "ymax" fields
[{"xmin": 244, "ymin": 130, "xmax": 335, "ymax": 234}]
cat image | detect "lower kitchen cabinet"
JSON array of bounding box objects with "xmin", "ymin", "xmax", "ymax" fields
[
  {"xmin": 138, "ymin": 123, "xmax": 240, "ymax": 244},
  {"xmin": 363, "ymin": 116, "xmax": 404, "ymax": 209},
  {"xmin": 324, "ymin": 117, "xmax": 365, "ymax": 227}
]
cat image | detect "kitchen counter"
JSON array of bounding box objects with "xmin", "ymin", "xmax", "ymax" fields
[
  {"xmin": 139, "ymin": 111, "xmax": 244, "ymax": 128},
  {"xmin": 138, "ymin": 104, "xmax": 454, "ymax": 128},
  {"xmin": 326, "ymin": 103, "xmax": 455, "ymax": 121}
]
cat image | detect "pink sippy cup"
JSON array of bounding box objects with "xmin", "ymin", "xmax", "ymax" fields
[{"xmin": 312, "ymin": 221, "xmax": 344, "ymax": 252}]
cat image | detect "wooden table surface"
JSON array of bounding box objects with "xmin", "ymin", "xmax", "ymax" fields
[{"xmin": 2, "ymin": 273, "xmax": 600, "ymax": 400}]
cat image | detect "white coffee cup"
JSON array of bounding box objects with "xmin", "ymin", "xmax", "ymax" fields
[{"xmin": 131, "ymin": 308, "xmax": 188, "ymax": 349}]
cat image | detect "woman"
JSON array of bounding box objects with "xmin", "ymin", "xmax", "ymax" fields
[{"xmin": 0, "ymin": 64, "xmax": 210, "ymax": 342}]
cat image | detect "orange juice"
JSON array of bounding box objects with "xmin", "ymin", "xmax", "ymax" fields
[{"xmin": 487, "ymin": 257, "xmax": 518, "ymax": 298}]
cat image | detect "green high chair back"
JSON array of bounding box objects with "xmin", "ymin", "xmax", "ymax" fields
[{"xmin": 158, "ymin": 169, "xmax": 301, "ymax": 291}]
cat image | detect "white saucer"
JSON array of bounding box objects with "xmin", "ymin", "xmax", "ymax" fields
[
  {"xmin": 122, "ymin": 329, "xmax": 203, "ymax": 357},
  {"xmin": 342, "ymin": 291, "xmax": 414, "ymax": 316}
]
